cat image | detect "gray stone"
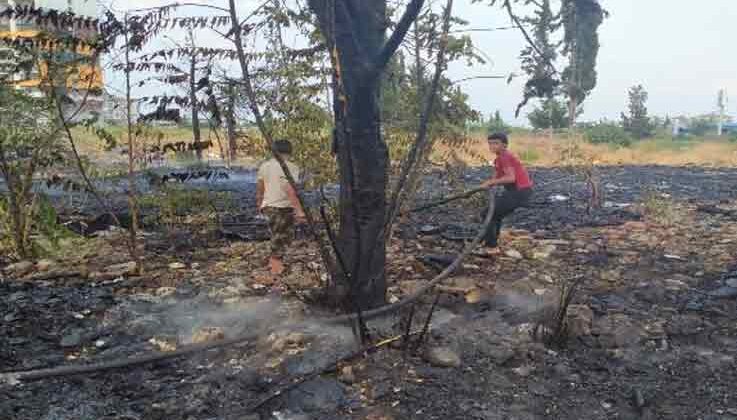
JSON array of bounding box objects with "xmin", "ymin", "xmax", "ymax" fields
[
  {"xmin": 285, "ymin": 377, "xmax": 346, "ymax": 413},
  {"xmin": 708, "ymin": 287, "xmax": 737, "ymax": 299},
  {"xmin": 552, "ymin": 363, "xmax": 571, "ymax": 377},
  {"xmin": 36, "ymin": 259, "xmax": 56, "ymax": 272},
  {"xmin": 272, "ymin": 411, "xmax": 311, "ymax": 420},
  {"xmin": 685, "ymin": 300, "xmax": 704, "ymax": 311},
  {"xmin": 504, "ymin": 249, "xmax": 523, "ymax": 260},
  {"xmin": 338, "ymin": 366, "xmax": 356, "ymax": 384},
  {"xmin": 419, "ymin": 225, "xmax": 441, "ymax": 235},
  {"xmin": 8, "ymin": 291, "xmax": 26, "ymax": 303},
  {"xmin": 5, "ymin": 261, "xmax": 34, "ymax": 276},
  {"xmin": 726, "ymin": 278, "xmax": 737, "ymax": 288},
  {"xmin": 566, "ymin": 304, "xmax": 594, "ymax": 337},
  {"xmin": 532, "ymin": 244, "xmax": 556, "ymax": 259},
  {"xmin": 424, "ymin": 347, "xmax": 462, "ymax": 368},
  {"xmin": 593, "ymin": 315, "xmax": 642, "ymax": 348},
  {"xmin": 60, "ymin": 330, "xmax": 83, "ymax": 348},
  {"xmin": 487, "ymin": 344, "xmax": 515, "ymax": 365}
]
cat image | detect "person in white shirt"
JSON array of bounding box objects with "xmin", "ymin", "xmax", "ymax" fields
[{"xmin": 256, "ymin": 140, "xmax": 306, "ymax": 275}]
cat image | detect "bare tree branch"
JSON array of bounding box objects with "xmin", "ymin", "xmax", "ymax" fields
[
  {"xmin": 384, "ymin": 0, "xmax": 454, "ymax": 238},
  {"xmin": 370, "ymin": 0, "xmax": 426, "ymax": 80},
  {"xmin": 505, "ymin": 0, "xmax": 557, "ymax": 74},
  {"xmin": 450, "ymin": 75, "xmax": 508, "ymax": 84}
]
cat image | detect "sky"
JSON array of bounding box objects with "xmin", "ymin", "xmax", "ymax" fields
[
  {"xmin": 449, "ymin": 0, "xmax": 737, "ymax": 123},
  {"xmin": 106, "ymin": 0, "xmax": 737, "ymax": 125}
]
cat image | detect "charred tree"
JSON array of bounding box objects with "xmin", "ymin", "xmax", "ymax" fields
[{"xmin": 307, "ymin": 0, "xmax": 426, "ymax": 309}]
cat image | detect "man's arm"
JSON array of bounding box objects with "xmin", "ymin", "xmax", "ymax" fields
[
  {"xmin": 256, "ymin": 179, "xmax": 265, "ymax": 210},
  {"xmin": 286, "ymin": 184, "xmax": 306, "ymax": 221},
  {"xmin": 481, "ymin": 163, "xmax": 516, "ymax": 188}
]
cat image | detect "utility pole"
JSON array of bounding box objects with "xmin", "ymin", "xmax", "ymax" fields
[{"xmin": 718, "ymin": 88, "xmax": 726, "ymax": 137}]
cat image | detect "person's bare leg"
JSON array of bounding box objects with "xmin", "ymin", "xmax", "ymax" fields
[{"xmin": 269, "ymin": 256, "xmax": 284, "ymax": 275}]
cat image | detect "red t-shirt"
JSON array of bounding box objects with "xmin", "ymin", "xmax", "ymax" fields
[{"xmin": 494, "ymin": 150, "xmax": 533, "ymax": 190}]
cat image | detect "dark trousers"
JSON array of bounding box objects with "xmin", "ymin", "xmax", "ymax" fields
[{"xmin": 481, "ymin": 188, "xmax": 532, "ymax": 247}]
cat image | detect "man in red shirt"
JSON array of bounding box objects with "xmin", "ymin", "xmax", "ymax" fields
[{"xmin": 478, "ymin": 132, "xmax": 533, "ymax": 255}]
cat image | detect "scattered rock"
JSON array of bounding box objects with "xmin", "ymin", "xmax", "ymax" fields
[
  {"xmin": 708, "ymin": 287, "xmax": 737, "ymax": 299},
  {"xmin": 155, "ymin": 287, "xmax": 176, "ymax": 297},
  {"xmin": 8, "ymin": 291, "xmax": 26, "ymax": 303},
  {"xmin": 585, "ymin": 243, "xmax": 600, "ymax": 253},
  {"xmin": 189, "ymin": 327, "xmax": 225, "ymax": 344},
  {"xmin": 60, "ymin": 330, "xmax": 83, "ymax": 348},
  {"xmin": 338, "ymin": 366, "xmax": 356, "ymax": 384},
  {"xmin": 465, "ymin": 288, "xmax": 485, "ymax": 304},
  {"xmin": 631, "ymin": 389, "xmax": 646, "ymax": 410},
  {"xmin": 726, "ymin": 278, "xmax": 737, "ymax": 288},
  {"xmin": 666, "ymin": 315, "xmax": 712, "ymax": 336},
  {"xmin": 149, "ymin": 337, "xmax": 177, "ymax": 352},
  {"xmin": 552, "ymin": 363, "xmax": 571, "ymax": 377},
  {"xmin": 5, "ymin": 261, "xmax": 34, "ymax": 276},
  {"xmin": 664, "ymin": 278, "xmax": 690, "ymax": 291},
  {"xmin": 419, "ymin": 225, "xmax": 441, "ymax": 235},
  {"xmin": 424, "ymin": 347, "xmax": 461, "ymax": 368},
  {"xmin": 285, "ymin": 377, "xmax": 347, "ymax": 413},
  {"xmin": 623, "ymin": 221, "xmax": 648, "ymax": 231},
  {"xmin": 504, "ymin": 249, "xmax": 523, "ymax": 260},
  {"xmin": 487, "ymin": 344, "xmax": 515, "ymax": 365},
  {"xmin": 566, "ymin": 305, "xmax": 594, "ymax": 337},
  {"xmin": 593, "ymin": 315, "xmax": 642, "ymax": 348},
  {"xmin": 209, "ymin": 285, "xmax": 245, "ymax": 300},
  {"xmin": 269, "ymin": 332, "xmax": 307, "ymax": 352},
  {"xmin": 452, "ymin": 276, "xmax": 477, "ymax": 290},
  {"xmin": 512, "ymin": 365, "xmax": 534, "ymax": 377},
  {"xmin": 35, "ymin": 259, "xmax": 56, "ymax": 272},
  {"xmin": 169, "ymin": 262, "xmax": 186, "ymax": 270},
  {"xmin": 90, "ymin": 261, "xmax": 137, "ymax": 280},
  {"xmin": 532, "ymin": 244, "xmax": 556, "ymax": 259}
]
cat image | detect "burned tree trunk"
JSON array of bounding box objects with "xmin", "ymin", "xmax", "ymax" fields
[{"xmin": 309, "ymin": 0, "xmax": 425, "ymax": 309}]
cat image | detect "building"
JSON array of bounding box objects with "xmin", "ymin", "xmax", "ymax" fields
[
  {"xmin": 0, "ymin": 0, "xmax": 103, "ymax": 120},
  {"xmin": 101, "ymin": 90, "xmax": 140, "ymax": 124},
  {"xmin": 722, "ymin": 122, "xmax": 737, "ymax": 134}
]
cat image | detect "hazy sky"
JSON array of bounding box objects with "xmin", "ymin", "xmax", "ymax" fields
[
  {"xmin": 111, "ymin": 0, "xmax": 737, "ymax": 124},
  {"xmin": 450, "ymin": 0, "xmax": 737, "ymax": 123}
]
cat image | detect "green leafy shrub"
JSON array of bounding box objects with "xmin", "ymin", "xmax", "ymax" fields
[
  {"xmin": 582, "ymin": 121, "xmax": 632, "ymax": 147},
  {"xmin": 139, "ymin": 185, "xmax": 233, "ymax": 230}
]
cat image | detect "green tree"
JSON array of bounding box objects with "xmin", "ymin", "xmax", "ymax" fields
[
  {"xmin": 561, "ymin": 0, "xmax": 607, "ymax": 126},
  {"xmin": 621, "ymin": 84, "xmax": 654, "ymax": 139},
  {"xmin": 516, "ymin": 0, "xmax": 559, "ymax": 116},
  {"xmin": 488, "ymin": 110, "xmax": 510, "ymax": 134},
  {"xmin": 0, "ymin": 86, "xmax": 61, "ymax": 259},
  {"xmin": 528, "ymin": 98, "xmax": 569, "ymax": 130}
]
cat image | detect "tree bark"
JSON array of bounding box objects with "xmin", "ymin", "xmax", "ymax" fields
[
  {"xmin": 189, "ymin": 54, "xmax": 202, "ymax": 161},
  {"xmin": 226, "ymin": 83, "xmax": 238, "ymax": 163},
  {"xmin": 330, "ymin": 1, "xmax": 389, "ymax": 309},
  {"xmin": 309, "ymin": 0, "xmax": 425, "ymax": 310}
]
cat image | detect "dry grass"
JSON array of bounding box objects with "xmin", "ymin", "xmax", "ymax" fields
[
  {"xmin": 432, "ymin": 132, "xmax": 737, "ymax": 168},
  {"xmin": 66, "ymin": 125, "xmax": 737, "ymax": 170}
]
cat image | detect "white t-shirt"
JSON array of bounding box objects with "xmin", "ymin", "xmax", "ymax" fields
[{"xmin": 257, "ymin": 157, "xmax": 301, "ymax": 209}]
